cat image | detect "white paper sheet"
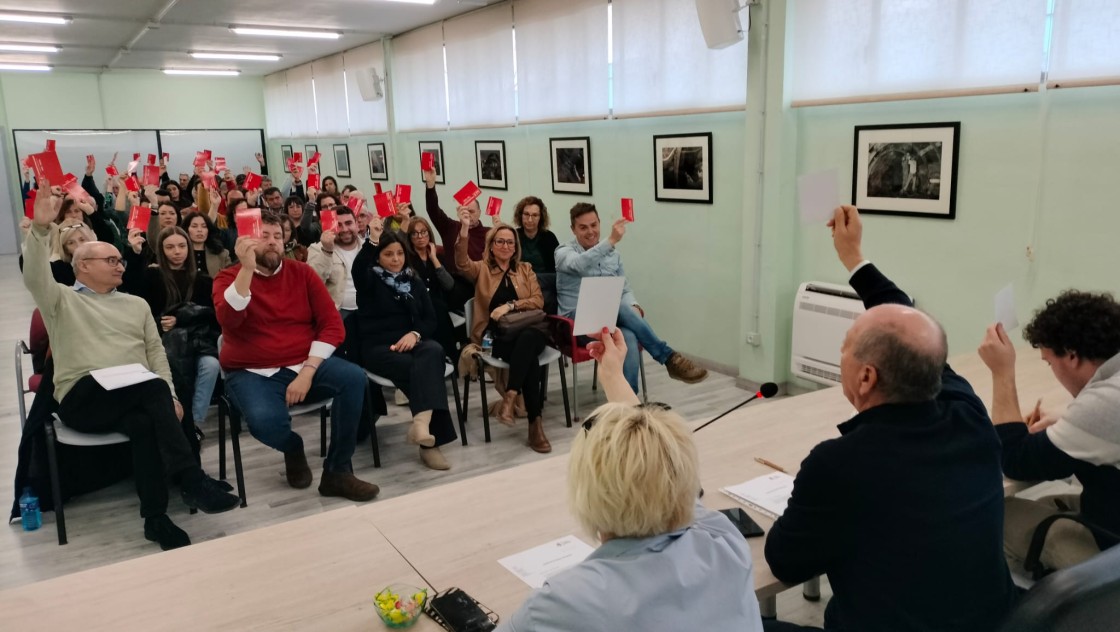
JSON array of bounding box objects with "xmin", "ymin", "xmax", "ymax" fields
[
  {"xmin": 497, "ymin": 535, "xmax": 596, "ymax": 589},
  {"xmin": 572, "ymin": 276, "xmax": 626, "ymax": 336},
  {"xmin": 797, "ymin": 169, "xmax": 839, "ymax": 226},
  {"xmin": 720, "ymin": 472, "xmax": 796, "ymax": 519},
  {"xmin": 995, "ymin": 283, "xmax": 1019, "ymax": 331},
  {"xmin": 90, "ymin": 364, "xmax": 160, "ymax": 391}
]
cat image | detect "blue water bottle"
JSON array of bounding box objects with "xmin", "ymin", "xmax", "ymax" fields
[
  {"xmin": 19, "ymin": 487, "xmax": 41, "ymax": 531},
  {"xmin": 481, "ymin": 331, "xmax": 494, "ymax": 356}
]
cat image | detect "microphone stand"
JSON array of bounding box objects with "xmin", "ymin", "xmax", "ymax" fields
[{"xmin": 693, "ymin": 392, "xmax": 762, "ymax": 434}]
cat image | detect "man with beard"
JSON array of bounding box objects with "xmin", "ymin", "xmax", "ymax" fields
[
  {"xmin": 307, "ymin": 205, "xmax": 362, "ymax": 320},
  {"xmin": 213, "ymin": 211, "xmax": 379, "ymax": 501}
]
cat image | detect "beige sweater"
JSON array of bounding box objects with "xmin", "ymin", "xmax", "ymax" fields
[{"xmin": 22, "ymin": 224, "xmax": 174, "ymax": 402}]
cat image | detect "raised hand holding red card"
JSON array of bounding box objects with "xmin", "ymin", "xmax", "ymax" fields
[
  {"xmin": 124, "ymin": 176, "xmax": 140, "ymax": 193},
  {"xmin": 308, "ymin": 152, "xmax": 321, "ymax": 166},
  {"xmin": 193, "ymin": 151, "xmax": 207, "ymax": 167},
  {"xmin": 348, "ymin": 194, "xmax": 368, "ymax": 215},
  {"xmin": 453, "ymin": 181, "xmax": 482, "ymax": 207},
  {"xmin": 621, "ymin": 198, "xmax": 635, "ymax": 222},
  {"xmin": 373, "ymin": 192, "xmax": 395, "ymax": 218},
  {"xmin": 486, "ymin": 196, "xmax": 502, "ymax": 217},
  {"xmin": 394, "ymin": 184, "xmax": 412, "ymax": 205},
  {"xmin": 142, "ymin": 165, "xmax": 161, "ymax": 187},
  {"xmin": 243, "ymin": 172, "xmax": 263, "ymax": 190},
  {"xmin": 127, "ymin": 205, "xmax": 151, "ymax": 232},
  {"xmin": 319, "ymin": 209, "xmax": 338, "ymax": 233},
  {"xmin": 214, "ymin": 157, "xmax": 227, "ymax": 172},
  {"xmin": 235, "ymin": 208, "xmax": 263, "ymax": 239},
  {"xmin": 27, "ymin": 151, "xmax": 65, "ymax": 187},
  {"xmin": 307, "ymin": 173, "xmax": 320, "ymax": 190},
  {"xmin": 292, "ymin": 152, "xmax": 303, "ymax": 164},
  {"xmin": 421, "ymin": 152, "xmax": 435, "ymax": 172}
]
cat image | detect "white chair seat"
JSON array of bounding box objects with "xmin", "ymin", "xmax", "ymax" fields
[
  {"xmin": 365, "ymin": 363, "xmax": 454, "ymax": 388},
  {"xmin": 289, "ymin": 400, "xmax": 332, "ymax": 416},
  {"xmin": 449, "ymin": 312, "xmax": 466, "ymax": 328},
  {"xmin": 52, "ymin": 414, "xmax": 128, "ymax": 446},
  {"xmin": 479, "ymin": 346, "xmax": 561, "ymax": 370}
]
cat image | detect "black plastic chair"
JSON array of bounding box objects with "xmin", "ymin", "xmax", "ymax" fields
[{"xmin": 999, "ymin": 542, "xmax": 1120, "ymax": 632}]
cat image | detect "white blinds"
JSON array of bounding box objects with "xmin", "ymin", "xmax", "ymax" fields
[
  {"xmin": 611, "ymin": 0, "xmax": 747, "ymax": 117},
  {"xmin": 444, "ymin": 3, "xmax": 516, "ymax": 128},
  {"xmin": 514, "ymin": 0, "xmax": 608, "ymax": 123},
  {"xmin": 263, "ymin": 72, "xmax": 293, "ymax": 139},
  {"xmin": 312, "ymin": 54, "xmax": 348, "ymax": 137},
  {"xmin": 285, "ymin": 64, "xmax": 318, "ymax": 137},
  {"xmin": 344, "ymin": 41, "xmax": 390, "ymax": 134},
  {"xmin": 391, "ymin": 23, "xmax": 450, "ymax": 132},
  {"xmin": 1048, "ymin": 0, "xmax": 1120, "ymax": 86},
  {"xmin": 790, "ymin": 0, "xmax": 1047, "ymax": 104}
]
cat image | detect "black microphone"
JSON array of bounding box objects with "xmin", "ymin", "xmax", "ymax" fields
[{"xmin": 693, "ymin": 382, "xmax": 779, "ymax": 433}]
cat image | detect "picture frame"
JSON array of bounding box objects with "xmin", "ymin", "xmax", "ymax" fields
[
  {"xmin": 333, "ymin": 143, "xmax": 351, "ymax": 179},
  {"xmin": 475, "ymin": 140, "xmax": 507, "ymax": 190},
  {"xmin": 653, "ymin": 133, "xmax": 713, "ymax": 204},
  {"xmin": 418, "ymin": 140, "xmax": 445, "ymax": 184},
  {"xmin": 367, "ymin": 143, "xmax": 388, "ymax": 181},
  {"xmin": 852, "ymin": 122, "xmax": 961, "ymax": 219},
  {"xmin": 549, "ymin": 137, "xmax": 592, "ymax": 196},
  {"xmin": 280, "ymin": 144, "xmax": 293, "ymax": 173},
  {"xmin": 304, "ymin": 144, "xmax": 318, "ymax": 163}
]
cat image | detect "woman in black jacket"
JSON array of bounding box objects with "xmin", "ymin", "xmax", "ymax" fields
[
  {"xmin": 402, "ymin": 216, "xmax": 461, "ymax": 360},
  {"xmin": 353, "ymin": 232, "xmax": 458, "ymax": 471}
]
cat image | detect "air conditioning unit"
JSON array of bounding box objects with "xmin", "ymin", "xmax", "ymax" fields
[{"xmin": 791, "ymin": 282, "xmax": 865, "ymax": 386}]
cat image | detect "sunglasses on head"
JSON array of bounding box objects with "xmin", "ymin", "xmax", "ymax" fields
[{"xmin": 582, "ymin": 401, "xmax": 673, "ymax": 433}]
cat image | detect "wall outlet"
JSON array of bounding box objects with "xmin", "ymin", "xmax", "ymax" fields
[{"xmin": 746, "ymin": 332, "xmax": 761, "ymax": 346}]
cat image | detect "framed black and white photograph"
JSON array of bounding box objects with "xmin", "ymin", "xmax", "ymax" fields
[
  {"xmin": 281, "ymin": 144, "xmax": 293, "ymax": 173},
  {"xmin": 418, "ymin": 140, "xmax": 445, "ymax": 184},
  {"xmin": 549, "ymin": 137, "xmax": 592, "ymax": 196},
  {"xmin": 367, "ymin": 143, "xmax": 388, "ymax": 181},
  {"xmin": 852, "ymin": 122, "xmax": 961, "ymax": 219},
  {"xmin": 475, "ymin": 140, "xmax": 507, "ymax": 190},
  {"xmin": 333, "ymin": 143, "xmax": 351, "ymax": 178},
  {"xmin": 653, "ymin": 133, "xmax": 712, "ymax": 203},
  {"xmin": 304, "ymin": 144, "xmax": 318, "ymax": 162}
]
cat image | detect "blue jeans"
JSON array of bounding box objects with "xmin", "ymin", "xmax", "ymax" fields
[
  {"xmin": 223, "ymin": 356, "xmax": 365, "ymax": 473},
  {"xmin": 192, "ymin": 355, "xmax": 220, "ymax": 425},
  {"xmin": 616, "ymin": 305, "xmax": 673, "ymax": 394}
]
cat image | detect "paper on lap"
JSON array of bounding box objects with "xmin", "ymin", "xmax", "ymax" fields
[{"xmin": 91, "ymin": 364, "xmax": 160, "ymax": 391}]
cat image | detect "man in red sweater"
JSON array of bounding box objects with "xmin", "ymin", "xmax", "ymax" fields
[
  {"xmin": 423, "ymin": 167, "xmax": 490, "ymax": 311},
  {"xmin": 213, "ymin": 212, "xmax": 379, "ymax": 501}
]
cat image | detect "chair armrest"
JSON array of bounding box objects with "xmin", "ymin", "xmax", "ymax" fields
[{"xmin": 1026, "ymin": 513, "xmax": 1120, "ymax": 580}]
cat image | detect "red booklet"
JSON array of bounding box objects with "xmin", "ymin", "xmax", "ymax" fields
[
  {"xmin": 292, "ymin": 152, "xmax": 303, "ymax": 164},
  {"xmin": 347, "ymin": 194, "xmax": 367, "ymax": 215},
  {"xmin": 61, "ymin": 173, "xmax": 89, "ymax": 202},
  {"xmin": 307, "ymin": 152, "xmax": 321, "ymax": 166},
  {"xmin": 453, "ymin": 181, "xmax": 482, "ymax": 207},
  {"xmin": 374, "ymin": 183, "xmax": 383, "ymax": 195},
  {"xmin": 105, "ymin": 163, "xmax": 119, "ymax": 177},
  {"xmin": 142, "ymin": 165, "xmax": 161, "ymax": 187},
  {"xmin": 421, "ymin": 152, "xmax": 435, "ymax": 172},
  {"xmin": 127, "ymin": 205, "xmax": 151, "ymax": 232},
  {"xmin": 243, "ymin": 172, "xmax": 263, "ymax": 190},
  {"xmin": 307, "ymin": 173, "xmax": 320, "ymax": 190},
  {"xmin": 394, "ymin": 184, "xmax": 411, "ymax": 205},
  {"xmin": 132, "ymin": 153, "xmax": 140, "ymax": 161},
  {"xmin": 147, "ymin": 154, "xmax": 157, "ymax": 166},
  {"xmin": 24, "ymin": 189, "xmax": 36, "ymax": 219},
  {"xmin": 319, "ymin": 209, "xmax": 337, "ymax": 233},
  {"xmin": 45, "ymin": 139, "xmax": 56, "ymax": 151},
  {"xmin": 199, "ymin": 170, "xmax": 217, "ymax": 190},
  {"xmin": 373, "ymin": 192, "xmax": 395, "ymax": 218},
  {"xmin": 162, "ymin": 152, "xmax": 170, "ymax": 162},
  {"xmin": 621, "ymin": 198, "xmax": 635, "ymax": 222},
  {"xmin": 214, "ymin": 157, "xmax": 227, "ymax": 172},
  {"xmin": 124, "ymin": 176, "xmax": 140, "ymax": 192},
  {"xmin": 202, "ymin": 149, "xmax": 213, "ymax": 161},
  {"xmin": 486, "ymin": 196, "xmax": 502, "ymax": 217},
  {"xmin": 193, "ymin": 151, "xmax": 207, "ymax": 167},
  {"xmin": 235, "ymin": 208, "xmax": 262, "ymax": 239},
  {"xmin": 27, "ymin": 151, "xmax": 65, "ymax": 187}
]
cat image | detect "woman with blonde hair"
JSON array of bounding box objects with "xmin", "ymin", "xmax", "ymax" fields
[
  {"xmin": 455, "ymin": 213, "xmax": 550, "ymax": 453},
  {"xmin": 497, "ymin": 329, "xmax": 763, "ymax": 632},
  {"xmin": 50, "ymin": 222, "xmax": 96, "ymax": 285}
]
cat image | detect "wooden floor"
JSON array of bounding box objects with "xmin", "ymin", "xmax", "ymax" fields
[{"xmin": 0, "ymin": 253, "xmax": 828, "ymax": 625}]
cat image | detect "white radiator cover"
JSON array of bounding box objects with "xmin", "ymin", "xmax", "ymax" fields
[{"xmin": 791, "ymin": 282, "xmax": 866, "ymax": 386}]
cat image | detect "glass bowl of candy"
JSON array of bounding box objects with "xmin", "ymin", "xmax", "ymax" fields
[{"xmin": 374, "ymin": 583, "xmax": 428, "ymax": 629}]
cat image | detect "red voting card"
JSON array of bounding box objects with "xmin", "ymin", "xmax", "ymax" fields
[
  {"xmin": 453, "ymin": 181, "xmax": 482, "ymax": 207},
  {"xmin": 621, "ymin": 198, "xmax": 635, "ymax": 222},
  {"xmin": 307, "ymin": 173, "xmax": 321, "ymax": 190},
  {"xmin": 394, "ymin": 184, "xmax": 411, "ymax": 205},
  {"xmin": 162, "ymin": 152, "xmax": 169, "ymax": 162},
  {"xmin": 62, "ymin": 173, "xmax": 89, "ymax": 202},
  {"xmin": 347, "ymin": 194, "xmax": 367, "ymax": 215},
  {"xmin": 292, "ymin": 152, "xmax": 302, "ymax": 164},
  {"xmin": 27, "ymin": 151, "xmax": 65, "ymax": 187},
  {"xmin": 45, "ymin": 139, "xmax": 56, "ymax": 152},
  {"xmin": 124, "ymin": 176, "xmax": 140, "ymax": 193},
  {"xmin": 147, "ymin": 154, "xmax": 157, "ymax": 166},
  {"xmin": 243, "ymin": 172, "xmax": 263, "ymax": 190},
  {"xmin": 142, "ymin": 165, "xmax": 161, "ymax": 187},
  {"xmin": 202, "ymin": 150, "xmax": 212, "ymax": 161},
  {"xmin": 421, "ymin": 152, "xmax": 435, "ymax": 172},
  {"xmin": 486, "ymin": 197, "xmax": 502, "ymax": 217},
  {"xmin": 374, "ymin": 183, "xmax": 383, "ymax": 195},
  {"xmin": 199, "ymin": 170, "xmax": 217, "ymax": 190},
  {"xmin": 24, "ymin": 189, "xmax": 36, "ymax": 219},
  {"xmin": 235, "ymin": 208, "xmax": 263, "ymax": 239},
  {"xmin": 127, "ymin": 205, "xmax": 151, "ymax": 232},
  {"xmin": 319, "ymin": 209, "xmax": 337, "ymax": 233},
  {"xmin": 307, "ymin": 152, "xmax": 321, "ymax": 166},
  {"xmin": 193, "ymin": 151, "xmax": 207, "ymax": 167},
  {"xmin": 373, "ymin": 192, "xmax": 395, "ymax": 218},
  {"xmin": 214, "ymin": 157, "xmax": 227, "ymax": 172},
  {"xmin": 105, "ymin": 163, "xmax": 119, "ymax": 177},
  {"xmin": 132, "ymin": 153, "xmax": 140, "ymax": 161}
]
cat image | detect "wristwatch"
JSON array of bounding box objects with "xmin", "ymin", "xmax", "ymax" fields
[
  {"xmin": 410, "ymin": 330, "xmax": 422, "ymax": 342},
  {"xmin": 506, "ymin": 301, "xmax": 516, "ymax": 311}
]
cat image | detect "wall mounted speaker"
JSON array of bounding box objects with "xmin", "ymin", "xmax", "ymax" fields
[{"xmin": 695, "ymin": 0, "xmax": 745, "ymax": 50}]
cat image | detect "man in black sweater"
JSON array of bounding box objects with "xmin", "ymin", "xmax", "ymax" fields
[{"xmin": 764, "ymin": 205, "xmax": 1015, "ymax": 632}]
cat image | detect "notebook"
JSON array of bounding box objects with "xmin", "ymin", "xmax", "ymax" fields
[{"xmin": 720, "ymin": 472, "xmax": 795, "ymax": 519}]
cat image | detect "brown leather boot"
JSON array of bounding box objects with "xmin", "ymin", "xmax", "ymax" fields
[
  {"xmin": 318, "ymin": 471, "xmax": 380, "ymax": 502},
  {"xmin": 283, "ymin": 444, "xmax": 312, "ymax": 489},
  {"xmin": 527, "ymin": 416, "xmax": 551, "ymax": 454},
  {"xmin": 665, "ymin": 352, "xmax": 709, "ymax": 384},
  {"xmin": 497, "ymin": 389, "xmax": 518, "ymax": 426}
]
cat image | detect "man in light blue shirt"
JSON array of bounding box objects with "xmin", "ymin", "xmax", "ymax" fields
[{"xmin": 555, "ymin": 203, "xmax": 707, "ymax": 392}]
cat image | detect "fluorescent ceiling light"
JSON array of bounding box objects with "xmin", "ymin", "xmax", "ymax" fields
[
  {"xmin": 0, "ymin": 13, "xmax": 71, "ymax": 25},
  {"xmin": 191, "ymin": 52, "xmax": 281, "ymax": 61},
  {"xmin": 383, "ymin": 0, "xmax": 438, "ymax": 4},
  {"xmin": 0, "ymin": 63, "xmax": 51, "ymax": 71},
  {"xmin": 231, "ymin": 27, "xmax": 340, "ymax": 40},
  {"xmin": 163, "ymin": 69, "xmax": 241, "ymax": 76},
  {"xmin": 0, "ymin": 44, "xmax": 60, "ymax": 53}
]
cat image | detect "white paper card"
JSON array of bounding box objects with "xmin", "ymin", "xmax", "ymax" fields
[
  {"xmin": 720, "ymin": 472, "xmax": 796, "ymax": 519},
  {"xmin": 995, "ymin": 283, "xmax": 1019, "ymax": 331},
  {"xmin": 90, "ymin": 363, "xmax": 160, "ymax": 391},
  {"xmin": 797, "ymin": 169, "xmax": 839, "ymax": 226},
  {"xmin": 498, "ymin": 535, "xmax": 596, "ymax": 589},
  {"xmin": 573, "ymin": 276, "xmax": 626, "ymax": 336}
]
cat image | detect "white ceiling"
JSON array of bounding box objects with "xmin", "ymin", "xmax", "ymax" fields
[{"xmin": 0, "ymin": 0, "xmax": 495, "ymax": 75}]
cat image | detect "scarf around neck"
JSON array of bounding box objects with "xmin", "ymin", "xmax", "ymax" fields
[{"xmin": 373, "ymin": 265, "xmax": 412, "ymax": 296}]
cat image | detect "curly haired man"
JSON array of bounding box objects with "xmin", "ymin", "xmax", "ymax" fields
[{"xmin": 978, "ymin": 290, "xmax": 1120, "ymax": 574}]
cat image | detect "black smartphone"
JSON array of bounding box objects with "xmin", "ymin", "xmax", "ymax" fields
[
  {"xmin": 428, "ymin": 588, "xmax": 496, "ymax": 632},
  {"xmin": 720, "ymin": 507, "xmax": 765, "ymax": 538}
]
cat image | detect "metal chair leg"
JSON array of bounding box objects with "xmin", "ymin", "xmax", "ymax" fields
[
  {"xmin": 364, "ymin": 383, "xmax": 381, "ymax": 468},
  {"xmin": 639, "ymin": 352, "xmax": 649, "ymax": 403},
  {"xmin": 319, "ymin": 407, "xmax": 328, "ymax": 455},
  {"xmin": 43, "ymin": 420, "xmax": 66, "ymax": 545},
  {"xmin": 217, "ymin": 398, "xmax": 227, "ymax": 481},
  {"xmin": 450, "ymin": 371, "xmax": 465, "ymax": 445},
  {"xmin": 803, "ymin": 576, "xmax": 821, "ymax": 601},
  {"xmin": 230, "ymin": 407, "xmax": 247, "ymax": 508},
  {"xmin": 573, "ymin": 361, "xmax": 580, "ymax": 425},
  {"xmin": 477, "ymin": 358, "xmax": 492, "ymax": 443},
  {"xmin": 558, "ymin": 357, "xmax": 572, "ymax": 427}
]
